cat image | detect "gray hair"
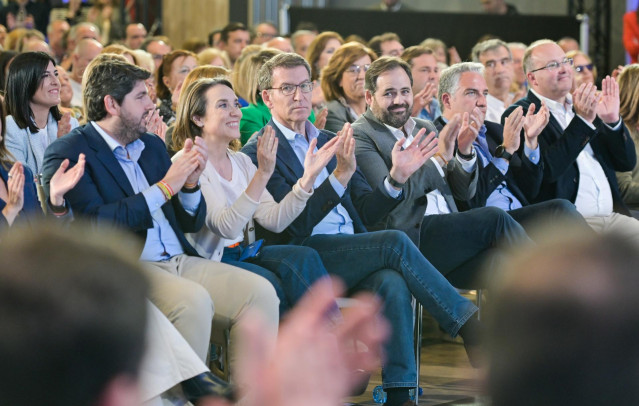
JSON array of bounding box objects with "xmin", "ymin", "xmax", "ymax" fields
[
  {"xmin": 507, "ymin": 42, "xmax": 527, "ymax": 51},
  {"xmin": 257, "ymin": 52, "xmax": 311, "ymax": 91},
  {"xmin": 438, "ymin": 62, "xmax": 485, "ymax": 109},
  {"xmin": 68, "ymin": 22, "xmax": 101, "ymax": 42},
  {"xmin": 523, "ymin": 39, "xmax": 556, "ymax": 74},
  {"xmin": 471, "ymin": 39, "xmax": 512, "ymax": 62}
]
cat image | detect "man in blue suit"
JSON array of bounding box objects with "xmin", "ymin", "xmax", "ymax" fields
[
  {"xmin": 40, "ymin": 55, "xmax": 280, "ymax": 383},
  {"xmin": 243, "ymin": 53, "xmax": 482, "ymax": 406}
]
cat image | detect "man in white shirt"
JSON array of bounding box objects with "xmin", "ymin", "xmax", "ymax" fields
[
  {"xmin": 472, "ymin": 39, "xmax": 516, "ymax": 123},
  {"xmin": 69, "ymin": 38, "xmax": 103, "ymax": 108},
  {"xmin": 502, "ymin": 39, "xmax": 639, "ymax": 242}
]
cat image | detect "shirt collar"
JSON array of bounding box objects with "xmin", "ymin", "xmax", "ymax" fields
[
  {"xmin": 91, "ymin": 121, "xmax": 145, "ymax": 162},
  {"xmin": 271, "ymin": 117, "xmax": 319, "ymax": 143},
  {"xmin": 530, "ymin": 88, "xmax": 573, "ymax": 114},
  {"xmin": 383, "ymin": 116, "xmax": 416, "ymax": 141}
]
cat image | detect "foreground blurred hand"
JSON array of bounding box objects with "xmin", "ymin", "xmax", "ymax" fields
[{"xmin": 214, "ymin": 277, "xmax": 389, "ymax": 406}]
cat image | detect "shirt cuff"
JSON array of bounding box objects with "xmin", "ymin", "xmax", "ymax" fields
[
  {"xmin": 603, "ymin": 117, "xmax": 623, "ymax": 131},
  {"xmin": 524, "ymin": 144, "xmax": 541, "ymax": 165},
  {"xmin": 328, "ymin": 173, "xmax": 347, "ymax": 197},
  {"xmin": 178, "ymin": 189, "xmax": 202, "ymax": 215},
  {"xmin": 576, "ymin": 114, "xmax": 596, "ymax": 130},
  {"xmin": 456, "ymin": 151, "xmax": 477, "ymax": 173},
  {"xmin": 491, "ymin": 157, "xmax": 510, "ymax": 175},
  {"xmin": 144, "ymin": 185, "xmax": 168, "ymax": 213},
  {"xmin": 383, "ymin": 177, "xmax": 403, "ymax": 199}
]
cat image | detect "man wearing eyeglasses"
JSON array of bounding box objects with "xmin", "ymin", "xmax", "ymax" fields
[
  {"xmin": 472, "ymin": 39, "xmax": 517, "ymax": 123},
  {"xmin": 243, "ymin": 52, "xmax": 485, "ymax": 406},
  {"xmin": 503, "ymin": 39, "xmax": 639, "ymax": 242}
]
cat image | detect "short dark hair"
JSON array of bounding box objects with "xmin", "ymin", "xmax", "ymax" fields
[
  {"xmin": 367, "ymin": 32, "xmax": 401, "ymax": 57},
  {"xmin": 84, "ymin": 56, "xmax": 150, "ymax": 122},
  {"xmin": 364, "ymin": 56, "xmax": 413, "ymax": 95},
  {"xmin": 5, "ymin": 52, "xmax": 61, "ymax": 133},
  {"xmin": 0, "ymin": 223, "xmax": 148, "ymax": 406},
  {"xmin": 401, "ymin": 45, "xmax": 435, "ymax": 67},
  {"xmin": 221, "ymin": 22, "xmax": 248, "ymax": 44}
]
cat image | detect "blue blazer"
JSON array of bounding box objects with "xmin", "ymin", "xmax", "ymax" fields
[
  {"xmin": 503, "ymin": 90, "xmax": 636, "ymax": 216},
  {"xmin": 241, "ymin": 119, "xmax": 402, "ymax": 244},
  {"xmin": 40, "ymin": 123, "xmax": 206, "ymax": 256},
  {"xmin": 0, "ymin": 164, "xmax": 43, "ymax": 231}
]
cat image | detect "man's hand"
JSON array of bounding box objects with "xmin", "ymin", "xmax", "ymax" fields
[
  {"xmin": 300, "ymin": 135, "xmax": 340, "ymax": 192},
  {"xmin": 389, "ymin": 128, "xmax": 438, "ymax": 185},
  {"xmin": 256, "ymin": 126, "xmax": 279, "ymax": 178},
  {"xmin": 596, "ymin": 76, "xmax": 621, "ymax": 124},
  {"xmin": 611, "ymin": 65, "xmax": 625, "ymax": 81},
  {"xmin": 2, "ymin": 162, "xmax": 25, "ymax": 226},
  {"xmin": 411, "ymin": 82, "xmax": 436, "ymax": 117},
  {"xmin": 437, "ymin": 114, "xmax": 462, "ymax": 162},
  {"xmin": 57, "ymin": 112, "xmax": 72, "ymax": 138},
  {"xmin": 502, "ymin": 106, "xmax": 524, "ymax": 154},
  {"xmin": 332, "ymin": 123, "xmax": 357, "ymax": 187},
  {"xmin": 573, "ymin": 82, "xmax": 598, "ymax": 123},
  {"xmin": 49, "ymin": 154, "xmax": 85, "ymax": 206},
  {"xmin": 522, "ymin": 102, "xmax": 549, "ymax": 150},
  {"xmin": 457, "ymin": 111, "xmax": 480, "ymax": 156}
]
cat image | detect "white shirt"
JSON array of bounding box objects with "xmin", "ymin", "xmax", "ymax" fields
[
  {"xmin": 70, "ymin": 77, "xmax": 83, "ymax": 108},
  {"xmin": 529, "ymin": 88, "xmax": 614, "ymax": 217},
  {"xmin": 385, "ymin": 117, "xmax": 476, "ymax": 216},
  {"xmin": 485, "ymin": 93, "xmax": 512, "ymax": 124}
]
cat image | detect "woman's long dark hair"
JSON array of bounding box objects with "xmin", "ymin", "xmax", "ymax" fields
[{"xmin": 4, "ymin": 51, "xmax": 61, "ymax": 133}]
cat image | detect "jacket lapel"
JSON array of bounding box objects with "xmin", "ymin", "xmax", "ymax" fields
[
  {"xmin": 85, "ymin": 124, "xmax": 135, "ymax": 196},
  {"xmin": 267, "ymin": 120, "xmax": 306, "ymax": 180}
]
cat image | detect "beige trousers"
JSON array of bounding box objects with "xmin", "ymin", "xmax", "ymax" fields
[
  {"xmin": 142, "ymin": 254, "xmax": 279, "ymax": 367},
  {"xmin": 585, "ymin": 213, "xmax": 639, "ymax": 246}
]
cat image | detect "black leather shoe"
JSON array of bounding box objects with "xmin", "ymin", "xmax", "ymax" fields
[{"xmin": 181, "ymin": 371, "xmax": 235, "ymax": 403}]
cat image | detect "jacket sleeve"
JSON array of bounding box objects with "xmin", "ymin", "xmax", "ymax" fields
[{"xmin": 41, "ymin": 138, "xmax": 155, "ymax": 231}]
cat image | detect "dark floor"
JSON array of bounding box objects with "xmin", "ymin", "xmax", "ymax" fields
[{"xmin": 346, "ymin": 292, "xmax": 488, "ymax": 406}]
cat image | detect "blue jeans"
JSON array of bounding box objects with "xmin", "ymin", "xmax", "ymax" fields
[
  {"xmin": 299, "ymin": 229, "xmax": 478, "ymax": 389},
  {"xmin": 222, "ymin": 244, "xmax": 329, "ymax": 316}
]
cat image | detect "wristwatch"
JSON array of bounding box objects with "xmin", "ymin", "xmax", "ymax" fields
[{"xmin": 494, "ymin": 145, "xmax": 513, "ymax": 161}]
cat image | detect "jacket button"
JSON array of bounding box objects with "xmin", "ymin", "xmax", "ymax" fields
[{"xmin": 248, "ymin": 227, "xmax": 254, "ymax": 231}]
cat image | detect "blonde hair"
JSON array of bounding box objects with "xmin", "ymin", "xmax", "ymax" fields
[
  {"xmin": 196, "ymin": 47, "xmax": 230, "ymax": 69},
  {"xmin": 619, "ymin": 64, "xmax": 639, "ymax": 130},
  {"xmin": 233, "ymin": 48, "xmax": 282, "ymax": 105}
]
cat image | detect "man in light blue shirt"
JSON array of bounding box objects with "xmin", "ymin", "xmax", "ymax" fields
[
  {"xmin": 243, "ymin": 53, "xmax": 483, "ymax": 406},
  {"xmin": 41, "ymin": 56, "xmax": 279, "ymax": 399},
  {"xmin": 436, "ymin": 61, "xmax": 587, "ymax": 231}
]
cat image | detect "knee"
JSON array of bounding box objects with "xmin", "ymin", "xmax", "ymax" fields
[
  {"xmin": 240, "ymin": 273, "xmax": 280, "ymax": 320},
  {"xmin": 378, "ymin": 229, "xmax": 413, "ymax": 248},
  {"xmin": 175, "ymin": 283, "xmax": 215, "ymax": 325},
  {"xmin": 547, "ymin": 198, "xmax": 578, "ymax": 213}
]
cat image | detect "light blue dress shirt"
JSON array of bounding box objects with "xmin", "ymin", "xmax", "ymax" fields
[
  {"xmin": 92, "ymin": 122, "xmax": 202, "ymax": 261},
  {"xmin": 271, "ymin": 118, "xmax": 355, "ymax": 236}
]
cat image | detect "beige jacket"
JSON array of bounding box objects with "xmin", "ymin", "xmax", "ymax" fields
[{"xmin": 174, "ymin": 149, "xmax": 313, "ymax": 261}]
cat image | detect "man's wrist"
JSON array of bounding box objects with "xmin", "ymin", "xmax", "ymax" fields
[{"xmin": 457, "ymin": 147, "xmax": 476, "ymax": 161}]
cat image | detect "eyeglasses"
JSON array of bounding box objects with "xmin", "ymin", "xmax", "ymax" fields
[
  {"xmin": 345, "ymin": 64, "xmax": 371, "ymax": 75},
  {"xmin": 575, "ymin": 63, "xmax": 594, "ymax": 73},
  {"xmin": 267, "ymin": 81, "xmax": 314, "ymax": 95},
  {"xmin": 530, "ymin": 57, "xmax": 574, "ymax": 73}
]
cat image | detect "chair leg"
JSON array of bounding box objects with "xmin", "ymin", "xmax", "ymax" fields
[{"xmin": 414, "ymin": 302, "xmax": 423, "ymax": 405}]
